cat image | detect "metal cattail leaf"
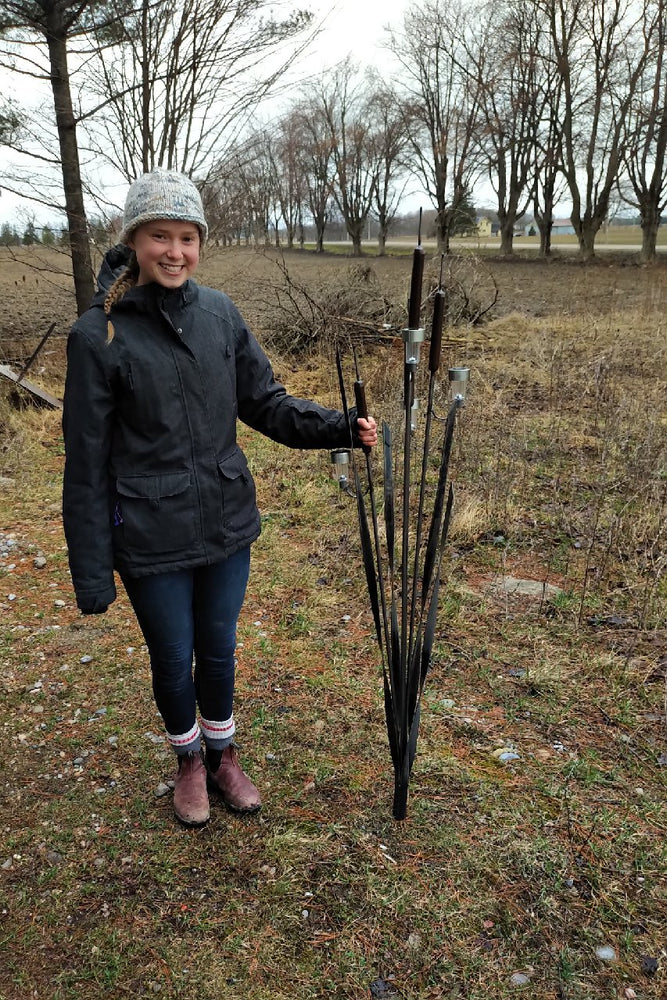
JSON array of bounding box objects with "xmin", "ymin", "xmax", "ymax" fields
[
  {"xmin": 409, "ymin": 259, "xmax": 446, "ymax": 662},
  {"xmin": 383, "ymin": 422, "xmax": 395, "ymax": 575},
  {"xmin": 421, "ymin": 402, "xmax": 457, "ymax": 610},
  {"xmin": 382, "ymin": 422, "xmax": 401, "ymax": 695},
  {"xmin": 354, "ymin": 464, "xmax": 384, "ymax": 655},
  {"xmin": 354, "ymin": 349, "xmax": 390, "ymax": 662},
  {"xmin": 335, "ymin": 350, "xmax": 353, "ymax": 445},
  {"xmin": 416, "ymin": 484, "xmax": 455, "ymax": 688},
  {"xmin": 429, "ymin": 258, "xmax": 446, "ymax": 374}
]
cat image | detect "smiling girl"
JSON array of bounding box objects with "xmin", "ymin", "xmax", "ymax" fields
[{"xmin": 62, "ymin": 169, "xmax": 376, "ymax": 826}]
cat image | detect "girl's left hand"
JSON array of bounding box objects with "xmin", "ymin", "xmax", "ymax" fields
[{"xmin": 357, "ymin": 416, "xmax": 378, "ymax": 449}]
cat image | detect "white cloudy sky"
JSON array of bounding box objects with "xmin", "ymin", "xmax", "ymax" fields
[
  {"xmin": 303, "ymin": 0, "xmax": 408, "ymax": 68},
  {"xmin": 0, "ymin": 1, "xmax": 416, "ymax": 224}
]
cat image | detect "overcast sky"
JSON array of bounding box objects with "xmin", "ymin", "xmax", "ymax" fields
[
  {"xmin": 0, "ymin": 1, "xmax": 417, "ymax": 226},
  {"xmin": 304, "ymin": 0, "xmax": 407, "ymax": 69}
]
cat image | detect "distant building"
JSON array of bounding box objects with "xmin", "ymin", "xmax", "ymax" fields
[{"xmin": 552, "ymin": 218, "xmax": 576, "ymax": 235}]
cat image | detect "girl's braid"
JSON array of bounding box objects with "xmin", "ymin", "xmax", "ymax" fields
[{"xmin": 104, "ymin": 252, "xmax": 139, "ymax": 343}]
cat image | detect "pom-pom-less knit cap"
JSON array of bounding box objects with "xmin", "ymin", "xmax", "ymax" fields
[{"xmin": 119, "ymin": 169, "xmax": 208, "ymax": 245}]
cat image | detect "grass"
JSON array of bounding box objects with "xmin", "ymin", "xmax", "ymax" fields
[{"xmin": 0, "ymin": 250, "xmax": 665, "ymax": 999}]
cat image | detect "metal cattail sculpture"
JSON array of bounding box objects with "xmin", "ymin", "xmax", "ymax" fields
[{"xmin": 334, "ymin": 219, "xmax": 470, "ymax": 820}]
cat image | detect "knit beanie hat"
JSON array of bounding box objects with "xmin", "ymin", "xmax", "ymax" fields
[{"xmin": 119, "ymin": 169, "xmax": 208, "ymax": 244}]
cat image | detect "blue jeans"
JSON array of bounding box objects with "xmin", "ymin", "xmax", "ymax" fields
[{"xmin": 121, "ymin": 547, "xmax": 251, "ymax": 755}]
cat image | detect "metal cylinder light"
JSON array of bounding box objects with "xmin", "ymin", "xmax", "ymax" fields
[
  {"xmin": 402, "ymin": 326, "xmax": 426, "ymax": 366},
  {"xmin": 330, "ymin": 448, "xmax": 351, "ymax": 491},
  {"xmin": 448, "ymin": 367, "xmax": 470, "ymax": 403}
]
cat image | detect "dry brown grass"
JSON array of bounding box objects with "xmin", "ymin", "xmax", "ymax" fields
[{"xmin": 0, "ymin": 246, "xmax": 665, "ymax": 1000}]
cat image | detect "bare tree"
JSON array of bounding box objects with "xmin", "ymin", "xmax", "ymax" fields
[
  {"xmin": 620, "ymin": 0, "xmax": 667, "ymax": 263},
  {"xmin": 0, "ymin": 1, "xmax": 314, "ymax": 312},
  {"xmin": 387, "ymin": 0, "xmax": 484, "ymax": 254},
  {"xmin": 84, "ymin": 0, "xmax": 314, "ymax": 182},
  {"xmin": 531, "ymin": 28, "xmax": 568, "ymax": 258},
  {"xmin": 203, "ymin": 159, "xmax": 249, "ymax": 246},
  {"xmin": 364, "ymin": 75, "xmax": 409, "ymax": 255},
  {"xmin": 0, "ymin": 0, "xmax": 132, "ymax": 314},
  {"xmin": 543, "ymin": 0, "xmax": 652, "ymax": 260},
  {"xmin": 469, "ymin": 0, "xmax": 547, "ymax": 255},
  {"xmin": 269, "ymin": 111, "xmax": 308, "ymax": 249},
  {"xmin": 311, "ymin": 61, "xmax": 377, "ymax": 256},
  {"xmin": 207, "ymin": 135, "xmax": 276, "ymax": 246},
  {"xmin": 291, "ymin": 98, "xmax": 335, "ymax": 252}
]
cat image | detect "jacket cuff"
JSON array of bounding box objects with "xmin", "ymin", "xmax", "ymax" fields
[{"xmin": 76, "ymin": 581, "xmax": 117, "ymax": 614}]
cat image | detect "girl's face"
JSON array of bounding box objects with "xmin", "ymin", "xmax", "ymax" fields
[{"xmin": 129, "ymin": 220, "xmax": 201, "ymax": 288}]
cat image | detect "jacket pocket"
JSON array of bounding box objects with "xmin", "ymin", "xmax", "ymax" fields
[
  {"xmin": 115, "ymin": 471, "xmax": 197, "ymax": 557},
  {"xmin": 217, "ymin": 448, "xmax": 258, "ymax": 536}
]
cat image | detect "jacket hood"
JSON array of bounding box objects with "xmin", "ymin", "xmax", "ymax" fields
[{"xmin": 96, "ymin": 244, "xmax": 133, "ymax": 295}]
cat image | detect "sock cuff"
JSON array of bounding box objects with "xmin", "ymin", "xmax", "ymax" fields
[
  {"xmin": 201, "ymin": 714, "xmax": 235, "ymax": 747},
  {"xmin": 167, "ymin": 721, "xmax": 201, "ymax": 752}
]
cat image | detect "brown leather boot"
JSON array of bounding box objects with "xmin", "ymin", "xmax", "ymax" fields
[
  {"xmin": 208, "ymin": 745, "xmax": 261, "ymax": 813},
  {"xmin": 173, "ymin": 751, "xmax": 210, "ymax": 826}
]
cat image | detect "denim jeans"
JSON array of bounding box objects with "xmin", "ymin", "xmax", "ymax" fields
[{"xmin": 121, "ymin": 547, "xmax": 251, "ymax": 755}]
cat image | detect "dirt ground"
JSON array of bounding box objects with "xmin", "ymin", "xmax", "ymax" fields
[
  {"xmin": 2, "ymin": 245, "xmax": 667, "ymax": 379},
  {"xmin": 0, "ymin": 243, "xmax": 664, "ymax": 1000}
]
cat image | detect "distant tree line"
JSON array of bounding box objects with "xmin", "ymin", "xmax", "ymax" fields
[
  {"xmin": 1, "ymin": 0, "xmax": 666, "ymax": 314},
  {"xmin": 1, "ymin": 221, "xmax": 62, "ymax": 246}
]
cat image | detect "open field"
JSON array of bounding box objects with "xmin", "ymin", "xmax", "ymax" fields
[
  {"xmin": 1, "ymin": 240, "xmax": 666, "ymax": 353},
  {"xmin": 297, "ymin": 223, "xmax": 667, "ymax": 255},
  {"xmin": 0, "ymin": 246, "xmax": 665, "ymax": 999}
]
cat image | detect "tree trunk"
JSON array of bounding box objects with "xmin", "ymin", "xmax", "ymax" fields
[
  {"xmin": 434, "ymin": 210, "xmax": 450, "ymax": 255},
  {"xmin": 45, "ymin": 28, "xmax": 94, "ymax": 316},
  {"xmin": 140, "ymin": 0, "xmax": 151, "ymax": 173},
  {"xmin": 348, "ymin": 221, "xmax": 364, "ymax": 256},
  {"xmin": 639, "ymin": 201, "xmax": 660, "ymax": 264},
  {"xmin": 377, "ymin": 228, "xmax": 387, "ymax": 256},
  {"xmin": 315, "ymin": 218, "xmax": 326, "ymax": 252},
  {"xmin": 577, "ymin": 222, "xmax": 597, "ymax": 261},
  {"xmin": 538, "ymin": 223, "xmax": 552, "ymax": 257},
  {"xmin": 534, "ymin": 196, "xmax": 554, "ymax": 259},
  {"xmin": 499, "ymin": 219, "xmax": 515, "ymax": 256}
]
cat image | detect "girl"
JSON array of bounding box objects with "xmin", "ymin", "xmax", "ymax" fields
[{"xmin": 62, "ymin": 169, "xmax": 377, "ymax": 826}]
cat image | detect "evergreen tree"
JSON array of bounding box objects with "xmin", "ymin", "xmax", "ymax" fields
[
  {"xmin": 451, "ymin": 193, "xmax": 477, "ymax": 235},
  {"xmin": 23, "ymin": 220, "xmax": 38, "ymax": 245}
]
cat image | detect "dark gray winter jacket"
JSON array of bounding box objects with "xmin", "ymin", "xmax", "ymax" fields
[{"xmin": 62, "ymin": 247, "xmax": 355, "ymax": 613}]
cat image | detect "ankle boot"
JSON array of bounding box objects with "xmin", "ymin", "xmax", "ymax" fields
[
  {"xmin": 208, "ymin": 745, "xmax": 261, "ymax": 813},
  {"xmin": 173, "ymin": 750, "xmax": 210, "ymax": 826}
]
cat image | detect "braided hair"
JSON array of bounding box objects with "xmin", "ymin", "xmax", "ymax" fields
[{"xmin": 103, "ymin": 251, "xmax": 140, "ymax": 343}]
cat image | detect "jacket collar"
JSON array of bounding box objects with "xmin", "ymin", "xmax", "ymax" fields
[{"xmin": 122, "ymin": 280, "xmax": 197, "ymax": 311}]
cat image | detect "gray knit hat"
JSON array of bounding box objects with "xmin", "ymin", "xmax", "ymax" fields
[{"xmin": 119, "ymin": 169, "xmax": 208, "ymax": 245}]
